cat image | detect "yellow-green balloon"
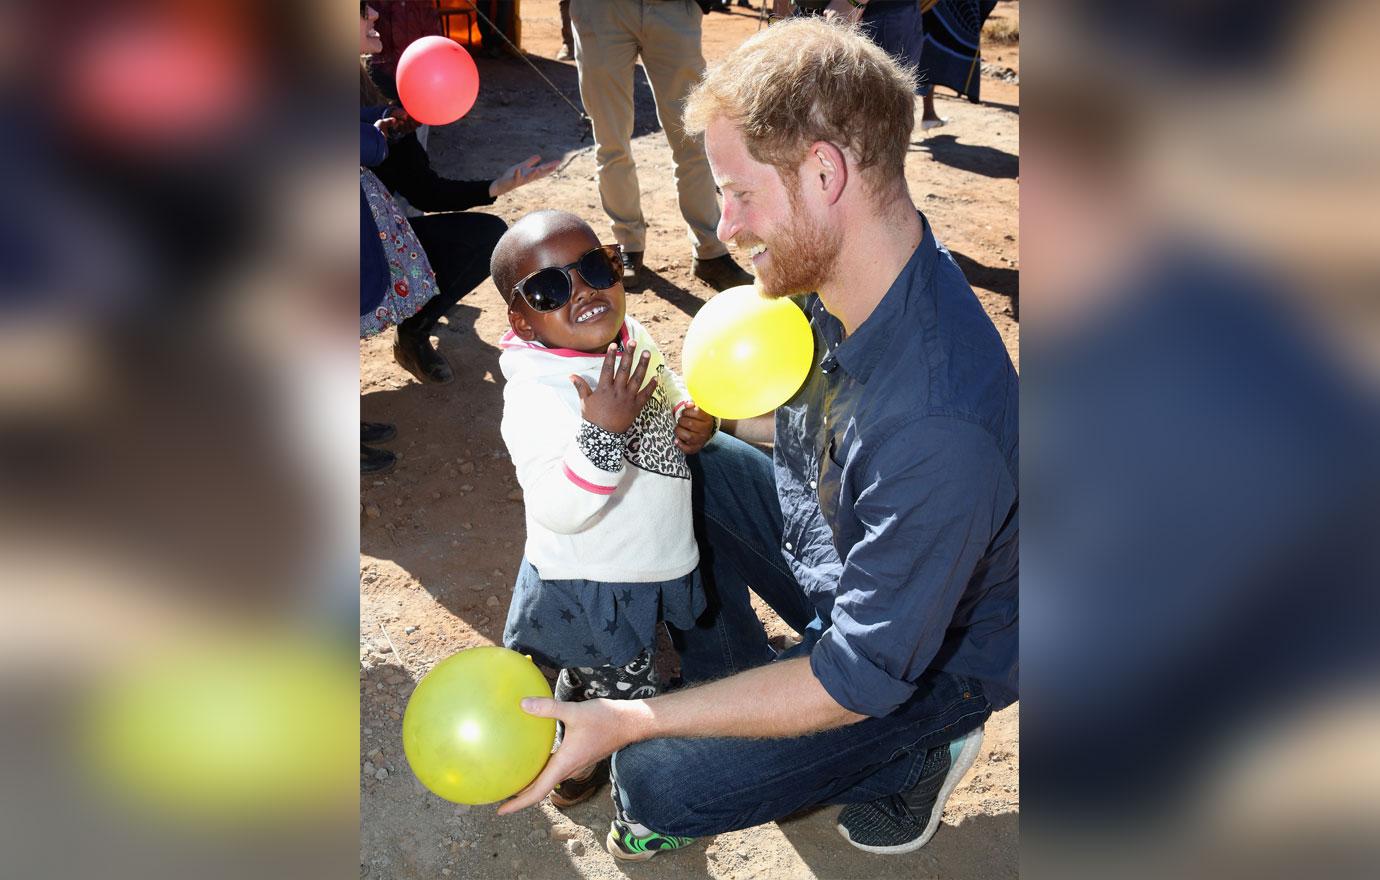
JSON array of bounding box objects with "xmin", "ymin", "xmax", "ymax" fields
[
  {"xmin": 402, "ymin": 647, "xmax": 556, "ymax": 805},
  {"xmin": 82, "ymin": 633, "xmax": 358, "ymax": 826},
  {"xmin": 681, "ymin": 285, "xmax": 814, "ymax": 419}
]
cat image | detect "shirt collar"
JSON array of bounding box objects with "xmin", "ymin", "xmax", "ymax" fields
[{"xmin": 822, "ymin": 212, "xmax": 936, "ymax": 383}]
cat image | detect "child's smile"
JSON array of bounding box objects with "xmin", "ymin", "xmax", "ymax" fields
[{"xmin": 573, "ymin": 301, "xmax": 611, "ymax": 324}]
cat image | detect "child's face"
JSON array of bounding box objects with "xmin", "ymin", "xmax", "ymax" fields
[{"xmin": 507, "ymin": 226, "xmax": 626, "ymax": 353}]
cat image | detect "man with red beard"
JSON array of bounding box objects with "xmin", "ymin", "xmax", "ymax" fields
[{"xmin": 499, "ymin": 18, "xmax": 1018, "ymax": 861}]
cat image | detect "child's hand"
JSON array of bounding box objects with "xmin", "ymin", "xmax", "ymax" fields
[
  {"xmin": 571, "ymin": 341, "xmax": 657, "ymax": 435},
  {"xmin": 674, "ymin": 405, "xmax": 716, "ymax": 455}
]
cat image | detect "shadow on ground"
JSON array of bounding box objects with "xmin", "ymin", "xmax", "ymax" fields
[
  {"xmin": 778, "ymin": 806, "xmax": 1019, "ymax": 879},
  {"xmin": 949, "ymin": 249, "xmax": 1019, "ymax": 318},
  {"xmin": 361, "ymin": 302, "xmax": 517, "ymax": 647},
  {"xmin": 913, "ymin": 134, "xmax": 1019, "ymax": 180},
  {"xmin": 429, "ymin": 54, "xmax": 662, "ymax": 181}
]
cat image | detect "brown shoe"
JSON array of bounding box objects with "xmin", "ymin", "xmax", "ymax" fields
[
  {"xmin": 692, "ymin": 253, "xmax": 753, "ymax": 291},
  {"xmin": 393, "ymin": 328, "xmax": 454, "ymax": 384},
  {"xmin": 620, "ymin": 250, "xmax": 646, "ymax": 292},
  {"xmin": 549, "ymin": 759, "xmax": 608, "ymax": 809}
]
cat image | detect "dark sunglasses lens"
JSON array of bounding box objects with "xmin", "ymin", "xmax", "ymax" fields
[
  {"xmin": 577, "ymin": 248, "xmax": 619, "ymax": 290},
  {"xmin": 522, "ymin": 269, "xmax": 572, "ymax": 311}
]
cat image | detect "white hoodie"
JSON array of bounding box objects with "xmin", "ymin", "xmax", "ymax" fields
[{"xmin": 498, "ymin": 317, "xmax": 699, "ymax": 583}]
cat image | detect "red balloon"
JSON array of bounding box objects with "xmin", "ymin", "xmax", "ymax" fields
[{"xmin": 395, "ymin": 36, "xmax": 480, "ymax": 126}]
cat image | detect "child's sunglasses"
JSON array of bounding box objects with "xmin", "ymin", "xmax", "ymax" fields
[{"xmin": 511, "ymin": 244, "xmax": 623, "ymax": 313}]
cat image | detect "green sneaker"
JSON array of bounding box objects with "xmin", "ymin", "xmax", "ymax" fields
[{"xmin": 605, "ymin": 818, "xmax": 695, "ymax": 861}]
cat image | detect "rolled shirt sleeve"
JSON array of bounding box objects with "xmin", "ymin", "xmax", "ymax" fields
[{"xmin": 809, "ymin": 416, "xmax": 1015, "ymax": 718}]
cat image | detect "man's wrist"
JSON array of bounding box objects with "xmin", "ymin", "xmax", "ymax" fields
[{"xmin": 617, "ymin": 696, "xmax": 658, "ymax": 745}]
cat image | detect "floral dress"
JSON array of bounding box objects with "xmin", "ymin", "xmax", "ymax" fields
[{"xmin": 359, "ymin": 167, "xmax": 437, "ymax": 338}]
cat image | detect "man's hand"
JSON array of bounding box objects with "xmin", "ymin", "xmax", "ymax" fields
[
  {"xmin": 674, "ymin": 405, "xmax": 716, "ymax": 454},
  {"xmin": 497, "ymin": 697, "xmax": 643, "ymax": 814},
  {"xmin": 489, "ymin": 155, "xmax": 562, "ymax": 198},
  {"xmin": 572, "ymin": 341, "xmax": 657, "ymax": 434}
]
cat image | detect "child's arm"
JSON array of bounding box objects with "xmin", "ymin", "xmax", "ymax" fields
[
  {"xmin": 502, "ymin": 347, "xmax": 655, "ymax": 534},
  {"xmin": 636, "ymin": 330, "xmax": 717, "ymax": 454},
  {"xmin": 503, "ymin": 385, "xmax": 623, "ymax": 534}
]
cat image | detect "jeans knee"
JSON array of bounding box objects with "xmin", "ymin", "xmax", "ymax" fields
[{"xmin": 613, "ymin": 741, "xmax": 701, "ymax": 836}]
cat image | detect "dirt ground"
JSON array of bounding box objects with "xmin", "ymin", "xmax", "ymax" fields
[{"xmin": 361, "ymin": 3, "xmax": 1019, "ymax": 878}]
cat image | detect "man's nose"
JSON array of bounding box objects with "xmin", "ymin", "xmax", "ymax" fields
[{"xmin": 717, "ymin": 198, "xmax": 740, "ymax": 246}]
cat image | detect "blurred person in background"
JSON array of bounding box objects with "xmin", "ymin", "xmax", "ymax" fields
[
  {"xmin": 821, "ymin": 0, "xmax": 996, "ymax": 131},
  {"xmin": 359, "ymin": 3, "xmax": 558, "ymax": 472},
  {"xmin": 569, "ymin": 0, "xmax": 753, "ymax": 292},
  {"xmin": 364, "ymin": 0, "xmax": 443, "ymax": 97},
  {"xmin": 1021, "ymin": 2, "xmax": 1380, "ymax": 876},
  {"xmin": 558, "ymin": 0, "xmax": 573, "ymax": 59},
  {"xmin": 475, "ymin": 0, "xmax": 518, "ymax": 59}
]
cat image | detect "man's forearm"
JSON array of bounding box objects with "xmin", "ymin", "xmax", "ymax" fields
[
  {"xmin": 720, "ymin": 414, "xmax": 775, "ymax": 445},
  {"xmin": 497, "ymin": 656, "xmax": 867, "ymax": 814},
  {"xmin": 623, "ymin": 656, "xmax": 866, "ymax": 742}
]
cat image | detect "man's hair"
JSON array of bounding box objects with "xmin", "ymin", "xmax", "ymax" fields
[
  {"xmin": 684, "ymin": 17, "xmax": 917, "ymax": 194},
  {"xmin": 490, "ymin": 210, "xmax": 597, "ymax": 306}
]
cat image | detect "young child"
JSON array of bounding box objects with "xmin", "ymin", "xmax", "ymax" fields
[{"xmin": 490, "ymin": 210, "xmax": 717, "ymax": 808}]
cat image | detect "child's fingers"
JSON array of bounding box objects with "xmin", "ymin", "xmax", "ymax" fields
[
  {"xmin": 679, "ymin": 406, "xmax": 712, "ymax": 428},
  {"xmin": 570, "ymin": 375, "xmax": 593, "ymax": 399},
  {"xmin": 615, "ymin": 340, "xmax": 637, "ymax": 385},
  {"xmin": 634, "ymin": 375, "xmax": 658, "ymax": 408},
  {"xmin": 629, "ymin": 349, "xmax": 652, "ymax": 390},
  {"xmin": 598, "ymin": 343, "xmax": 617, "ymax": 387}
]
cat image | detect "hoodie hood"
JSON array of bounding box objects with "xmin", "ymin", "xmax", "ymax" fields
[{"xmin": 498, "ymin": 318, "xmax": 664, "ymax": 389}]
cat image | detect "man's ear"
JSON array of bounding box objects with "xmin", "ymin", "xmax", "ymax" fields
[
  {"xmin": 508, "ymin": 305, "xmax": 537, "ymax": 341},
  {"xmin": 807, "ymin": 141, "xmax": 848, "ymax": 207}
]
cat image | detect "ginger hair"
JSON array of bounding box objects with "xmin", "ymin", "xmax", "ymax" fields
[{"xmin": 684, "ymin": 17, "xmax": 917, "ymax": 196}]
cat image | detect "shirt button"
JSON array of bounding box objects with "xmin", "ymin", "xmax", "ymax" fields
[
  {"xmin": 784, "ymin": 541, "xmax": 793, "ymax": 551},
  {"xmin": 809, "ymin": 480, "xmax": 817, "ymax": 489}
]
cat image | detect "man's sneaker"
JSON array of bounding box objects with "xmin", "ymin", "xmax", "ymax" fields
[
  {"xmin": 692, "ymin": 253, "xmax": 753, "ymax": 291},
  {"xmin": 837, "ymin": 725, "xmax": 985, "ymax": 854},
  {"xmin": 604, "ymin": 780, "xmax": 695, "ymax": 861},
  {"xmin": 620, "ymin": 250, "xmax": 646, "ymax": 292},
  {"xmin": 605, "ymin": 816, "xmax": 695, "ymax": 862}
]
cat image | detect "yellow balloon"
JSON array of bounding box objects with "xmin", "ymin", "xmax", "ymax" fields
[
  {"xmin": 682, "ymin": 285, "xmax": 814, "ymax": 419},
  {"xmin": 402, "ymin": 647, "xmax": 555, "ymax": 805},
  {"xmin": 82, "ymin": 633, "xmax": 358, "ymax": 826}
]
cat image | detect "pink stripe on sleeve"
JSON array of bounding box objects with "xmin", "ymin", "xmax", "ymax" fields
[{"xmin": 562, "ymin": 463, "xmax": 616, "ymax": 495}]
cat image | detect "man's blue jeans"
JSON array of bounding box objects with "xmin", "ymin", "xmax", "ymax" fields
[{"xmin": 611, "ymin": 432, "xmax": 992, "ymax": 837}]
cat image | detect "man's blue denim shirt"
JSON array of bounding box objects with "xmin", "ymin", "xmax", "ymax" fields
[{"xmin": 774, "ymin": 213, "xmax": 1019, "ymax": 717}]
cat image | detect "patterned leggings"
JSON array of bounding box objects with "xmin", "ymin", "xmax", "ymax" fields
[
  {"xmin": 553, "ymin": 649, "xmax": 660, "ymax": 750},
  {"xmin": 555, "ymin": 648, "xmax": 661, "ymax": 703}
]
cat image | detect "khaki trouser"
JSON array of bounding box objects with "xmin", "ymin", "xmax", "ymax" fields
[{"xmin": 570, "ymin": 0, "xmax": 727, "ymax": 259}]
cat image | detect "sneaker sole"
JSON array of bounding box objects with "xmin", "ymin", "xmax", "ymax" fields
[
  {"xmin": 836, "ymin": 725, "xmax": 986, "ymax": 855},
  {"xmin": 605, "ymin": 828, "xmax": 658, "ymax": 862}
]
